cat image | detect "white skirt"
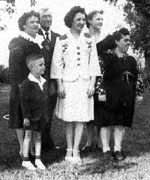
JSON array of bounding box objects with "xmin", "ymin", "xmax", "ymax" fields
[{"xmin": 55, "ymin": 78, "xmax": 94, "ymax": 122}]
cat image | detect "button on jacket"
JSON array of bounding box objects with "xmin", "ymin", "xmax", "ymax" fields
[{"xmin": 51, "ymin": 31, "xmax": 101, "ymax": 81}]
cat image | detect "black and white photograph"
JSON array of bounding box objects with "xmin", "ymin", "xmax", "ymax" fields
[{"xmin": 0, "ymin": 0, "xmax": 149, "ymax": 179}]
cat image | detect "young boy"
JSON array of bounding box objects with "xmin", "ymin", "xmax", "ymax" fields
[{"xmin": 20, "ymin": 54, "xmax": 48, "ymax": 170}]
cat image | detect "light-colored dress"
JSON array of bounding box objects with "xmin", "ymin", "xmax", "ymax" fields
[{"xmin": 51, "ymin": 31, "xmax": 101, "ymax": 122}]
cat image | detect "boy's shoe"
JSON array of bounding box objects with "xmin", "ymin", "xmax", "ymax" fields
[
  {"xmin": 35, "ymin": 159, "xmax": 46, "ymax": 170},
  {"xmin": 22, "ymin": 161, "xmax": 36, "ymax": 171}
]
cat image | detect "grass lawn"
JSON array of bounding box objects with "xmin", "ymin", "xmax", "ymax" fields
[{"xmin": 1, "ymin": 85, "xmax": 150, "ymax": 180}]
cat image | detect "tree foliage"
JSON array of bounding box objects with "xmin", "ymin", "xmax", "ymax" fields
[
  {"xmin": 0, "ymin": 0, "xmax": 37, "ymax": 31},
  {"xmin": 0, "ymin": 1, "xmax": 15, "ymax": 31},
  {"xmin": 104, "ymin": 0, "xmax": 150, "ymax": 52},
  {"xmin": 104, "ymin": 0, "xmax": 150, "ymax": 81}
]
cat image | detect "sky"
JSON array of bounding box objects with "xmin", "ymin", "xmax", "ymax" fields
[{"xmin": 0, "ymin": 0, "xmax": 128, "ymax": 67}]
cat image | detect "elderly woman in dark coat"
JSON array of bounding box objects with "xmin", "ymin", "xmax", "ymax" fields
[
  {"xmin": 95, "ymin": 28, "xmax": 138, "ymax": 161},
  {"xmin": 8, "ymin": 10, "xmax": 42, "ymax": 158}
]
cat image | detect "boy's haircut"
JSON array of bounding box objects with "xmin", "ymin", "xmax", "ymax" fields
[{"xmin": 26, "ymin": 54, "xmax": 44, "ymax": 71}]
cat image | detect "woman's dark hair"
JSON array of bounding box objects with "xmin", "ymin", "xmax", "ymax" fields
[
  {"xmin": 98, "ymin": 28, "xmax": 130, "ymax": 51},
  {"xmin": 64, "ymin": 6, "xmax": 86, "ymax": 28},
  {"xmin": 18, "ymin": 10, "xmax": 40, "ymax": 31},
  {"xmin": 113, "ymin": 28, "xmax": 130, "ymax": 41},
  {"xmin": 87, "ymin": 10, "xmax": 103, "ymax": 28}
]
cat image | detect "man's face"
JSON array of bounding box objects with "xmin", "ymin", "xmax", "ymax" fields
[
  {"xmin": 71, "ymin": 12, "xmax": 86, "ymax": 33},
  {"xmin": 115, "ymin": 35, "xmax": 130, "ymax": 54},
  {"xmin": 40, "ymin": 10, "xmax": 52, "ymax": 30}
]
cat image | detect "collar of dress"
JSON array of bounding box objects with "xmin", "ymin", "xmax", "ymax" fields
[{"xmin": 20, "ymin": 32, "xmax": 43, "ymax": 48}]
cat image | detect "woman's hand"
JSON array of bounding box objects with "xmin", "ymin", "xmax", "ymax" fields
[
  {"xmin": 24, "ymin": 118, "xmax": 30, "ymax": 127},
  {"xmin": 57, "ymin": 79, "xmax": 66, "ymax": 98},
  {"xmin": 87, "ymin": 84, "xmax": 95, "ymax": 98},
  {"xmin": 87, "ymin": 77, "xmax": 96, "ymax": 98}
]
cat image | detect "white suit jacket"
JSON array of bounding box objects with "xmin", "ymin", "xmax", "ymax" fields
[{"xmin": 51, "ymin": 31, "xmax": 101, "ymax": 81}]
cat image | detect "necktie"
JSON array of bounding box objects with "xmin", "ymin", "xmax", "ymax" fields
[
  {"xmin": 42, "ymin": 31, "xmax": 50, "ymax": 51},
  {"xmin": 45, "ymin": 31, "xmax": 50, "ymax": 42}
]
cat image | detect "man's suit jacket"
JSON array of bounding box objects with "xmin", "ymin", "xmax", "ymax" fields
[{"xmin": 38, "ymin": 29, "xmax": 60, "ymax": 86}]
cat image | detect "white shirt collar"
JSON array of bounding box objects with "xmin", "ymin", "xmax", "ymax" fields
[
  {"xmin": 28, "ymin": 73, "xmax": 46, "ymax": 90},
  {"xmin": 41, "ymin": 28, "xmax": 51, "ymax": 41}
]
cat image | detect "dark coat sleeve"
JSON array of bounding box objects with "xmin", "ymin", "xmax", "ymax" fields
[
  {"xmin": 9, "ymin": 47, "xmax": 26, "ymax": 84},
  {"xmin": 97, "ymin": 34, "xmax": 116, "ymax": 57},
  {"xmin": 20, "ymin": 80, "xmax": 31, "ymax": 119}
]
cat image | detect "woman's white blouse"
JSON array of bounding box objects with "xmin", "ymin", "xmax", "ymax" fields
[{"xmin": 51, "ymin": 31, "xmax": 101, "ymax": 81}]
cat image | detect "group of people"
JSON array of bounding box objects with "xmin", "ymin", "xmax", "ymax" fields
[{"xmin": 8, "ymin": 6, "xmax": 142, "ymax": 170}]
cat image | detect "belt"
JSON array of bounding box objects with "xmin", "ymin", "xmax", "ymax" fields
[{"xmin": 121, "ymin": 71, "xmax": 135, "ymax": 84}]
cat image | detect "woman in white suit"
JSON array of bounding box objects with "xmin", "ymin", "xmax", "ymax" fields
[{"xmin": 51, "ymin": 6, "xmax": 101, "ymax": 164}]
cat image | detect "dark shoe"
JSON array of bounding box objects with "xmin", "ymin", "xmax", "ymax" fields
[
  {"xmin": 113, "ymin": 151, "xmax": 125, "ymax": 161},
  {"xmin": 102, "ymin": 151, "xmax": 112, "ymax": 160},
  {"xmin": 81, "ymin": 145, "xmax": 94, "ymax": 153}
]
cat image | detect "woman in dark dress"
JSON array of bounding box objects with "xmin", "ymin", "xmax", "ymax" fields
[
  {"xmin": 8, "ymin": 10, "xmax": 43, "ymax": 157},
  {"xmin": 96, "ymin": 28, "xmax": 138, "ymax": 161}
]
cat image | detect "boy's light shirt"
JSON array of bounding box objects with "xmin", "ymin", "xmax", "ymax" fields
[{"xmin": 28, "ymin": 73, "xmax": 46, "ymax": 90}]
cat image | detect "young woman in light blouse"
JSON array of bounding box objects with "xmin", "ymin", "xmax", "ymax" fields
[{"xmin": 51, "ymin": 6, "xmax": 101, "ymax": 164}]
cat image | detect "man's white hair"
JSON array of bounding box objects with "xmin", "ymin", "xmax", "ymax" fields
[{"xmin": 39, "ymin": 8, "xmax": 52, "ymax": 17}]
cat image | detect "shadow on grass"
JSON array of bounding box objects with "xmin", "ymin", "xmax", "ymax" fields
[{"xmin": 80, "ymin": 160, "xmax": 138, "ymax": 175}]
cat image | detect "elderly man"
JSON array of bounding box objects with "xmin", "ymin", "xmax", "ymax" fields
[{"xmin": 39, "ymin": 8, "xmax": 60, "ymax": 152}]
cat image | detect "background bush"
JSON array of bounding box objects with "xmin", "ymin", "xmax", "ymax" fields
[{"xmin": 0, "ymin": 65, "xmax": 9, "ymax": 84}]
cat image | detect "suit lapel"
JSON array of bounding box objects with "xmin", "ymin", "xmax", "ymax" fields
[{"xmin": 51, "ymin": 31, "xmax": 56, "ymax": 47}]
